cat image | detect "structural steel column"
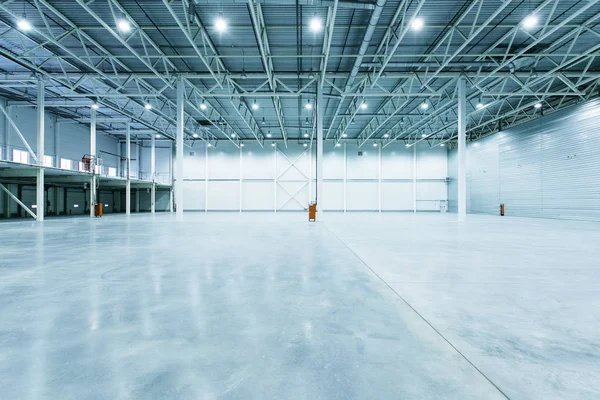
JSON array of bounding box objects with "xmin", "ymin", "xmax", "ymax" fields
[
  {"xmin": 54, "ymin": 120, "xmax": 60, "ymax": 168},
  {"xmin": 36, "ymin": 78, "xmax": 44, "ymax": 222},
  {"xmin": 126, "ymin": 123, "xmax": 131, "ymax": 215},
  {"xmin": 457, "ymin": 76, "xmax": 467, "ymax": 221},
  {"xmin": 413, "ymin": 145, "xmax": 417, "ymax": 213},
  {"xmin": 151, "ymin": 134, "xmax": 156, "ymax": 214},
  {"xmin": 343, "ymin": 143, "xmax": 347, "ymax": 213},
  {"xmin": 239, "ymin": 145, "xmax": 243, "ymax": 213},
  {"xmin": 176, "ymin": 76, "xmax": 184, "ymax": 220},
  {"xmin": 90, "ymin": 107, "xmax": 96, "ymax": 218},
  {"xmin": 316, "ymin": 83, "xmax": 324, "ymax": 220},
  {"xmin": 378, "ymin": 144, "xmax": 382, "ymax": 213}
]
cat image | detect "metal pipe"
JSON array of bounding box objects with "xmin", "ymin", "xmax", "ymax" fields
[{"xmin": 346, "ymin": 0, "xmax": 386, "ymax": 90}]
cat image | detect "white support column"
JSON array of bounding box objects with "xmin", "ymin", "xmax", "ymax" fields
[
  {"xmin": 90, "ymin": 107, "xmax": 96, "ymax": 218},
  {"xmin": 204, "ymin": 144, "xmax": 208, "ymax": 213},
  {"xmin": 176, "ymin": 76, "xmax": 185, "ymax": 220},
  {"xmin": 126, "ymin": 123, "xmax": 131, "ymax": 215},
  {"xmin": 239, "ymin": 145, "xmax": 243, "ymax": 213},
  {"xmin": 136, "ymin": 140, "xmax": 140, "ymax": 180},
  {"xmin": 36, "ymin": 78, "xmax": 44, "ymax": 222},
  {"xmin": 117, "ymin": 141, "xmax": 122, "ymax": 177},
  {"xmin": 343, "ymin": 143, "xmax": 347, "ymax": 213},
  {"xmin": 413, "ymin": 145, "xmax": 417, "ymax": 213},
  {"xmin": 1, "ymin": 99, "xmax": 6, "ymax": 160},
  {"xmin": 457, "ymin": 76, "xmax": 467, "ymax": 222},
  {"xmin": 316, "ymin": 82, "xmax": 324, "ymax": 221},
  {"xmin": 308, "ymin": 144, "xmax": 312, "ymax": 205},
  {"xmin": 54, "ymin": 119, "xmax": 60, "ymax": 168},
  {"xmin": 169, "ymin": 141, "xmax": 173, "ymax": 213},
  {"xmin": 378, "ymin": 144, "xmax": 382, "ymax": 213},
  {"xmin": 273, "ymin": 143, "xmax": 277, "ymax": 213},
  {"xmin": 151, "ymin": 134, "xmax": 156, "ymax": 214}
]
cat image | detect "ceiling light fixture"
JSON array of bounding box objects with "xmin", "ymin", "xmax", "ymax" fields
[
  {"xmin": 336, "ymin": 143, "xmax": 341, "ymax": 147},
  {"xmin": 193, "ymin": 133, "xmax": 199, "ymax": 138},
  {"xmin": 310, "ymin": 16, "xmax": 322, "ymax": 32},
  {"xmin": 262, "ymin": 117, "xmax": 266, "ymax": 125},
  {"xmin": 117, "ymin": 18, "xmax": 131, "ymax": 33},
  {"xmin": 271, "ymin": 142, "xmax": 276, "ymax": 147},
  {"xmin": 383, "ymin": 133, "xmax": 389, "ymax": 138},
  {"xmin": 360, "ymin": 102, "xmax": 368, "ymax": 110},
  {"xmin": 304, "ymin": 117, "xmax": 309, "ymax": 125},
  {"xmin": 155, "ymin": 134, "xmax": 161, "ymax": 138},
  {"xmin": 17, "ymin": 17, "xmax": 32, "ymax": 32},
  {"xmin": 534, "ymin": 103, "xmax": 542, "ymax": 109},
  {"xmin": 200, "ymin": 101, "xmax": 207, "ymax": 110},
  {"xmin": 266, "ymin": 131, "xmax": 272, "ymax": 138},
  {"xmin": 304, "ymin": 133, "xmax": 309, "ymax": 138},
  {"xmin": 305, "ymin": 99, "xmax": 312, "ymax": 110},
  {"xmin": 440, "ymin": 143, "xmax": 445, "ymax": 147},
  {"xmin": 91, "ymin": 103, "xmax": 99, "ymax": 110},
  {"xmin": 207, "ymin": 143, "xmax": 213, "ymax": 147},
  {"xmin": 252, "ymin": 100, "xmax": 259, "ymax": 110},
  {"xmin": 405, "ymin": 143, "xmax": 411, "ymax": 148},
  {"xmin": 421, "ymin": 133, "xmax": 427, "ymax": 138},
  {"xmin": 215, "ymin": 16, "xmax": 227, "ymax": 32},
  {"xmin": 231, "ymin": 133, "xmax": 236, "ymax": 138},
  {"xmin": 420, "ymin": 102, "xmax": 429, "ymax": 110},
  {"xmin": 303, "ymin": 143, "xmax": 308, "ymax": 147},
  {"xmin": 342, "ymin": 133, "xmax": 347, "ymax": 138},
  {"xmin": 373, "ymin": 143, "xmax": 378, "ymax": 147},
  {"xmin": 411, "ymin": 17, "xmax": 424, "ymax": 31},
  {"xmin": 144, "ymin": 103, "xmax": 152, "ymax": 110},
  {"xmin": 522, "ymin": 14, "xmax": 538, "ymax": 30},
  {"xmin": 240, "ymin": 143, "xmax": 245, "ymax": 147}
]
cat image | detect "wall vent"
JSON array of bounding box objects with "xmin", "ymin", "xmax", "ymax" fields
[
  {"xmin": 189, "ymin": 151, "xmax": 196, "ymax": 156},
  {"xmin": 357, "ymin": 151, "xmax": 363, "ymax": 157}
]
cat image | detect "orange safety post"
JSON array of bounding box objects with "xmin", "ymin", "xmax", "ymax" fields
[{"xmin": 308, "ymin": 203, "xmax": 316, "ymax": 222}]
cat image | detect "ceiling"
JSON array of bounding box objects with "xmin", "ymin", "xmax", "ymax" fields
[{"xmin": 0, "ymin": 0, "xmax": 598, "ymax": 150}]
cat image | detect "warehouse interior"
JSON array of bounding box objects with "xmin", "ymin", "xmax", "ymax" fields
[{"xmin": 0, "ymin": 0, "xmax": 599, "ymax": 399}]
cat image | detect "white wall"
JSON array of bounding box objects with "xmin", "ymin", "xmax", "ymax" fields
[
  {"xmin": 447, "ymin": 98, "xmax": 600, "ymax": 221},
  {"xmin": 182, "ymin": 140, "xmax": 448, "ymax": 212}
]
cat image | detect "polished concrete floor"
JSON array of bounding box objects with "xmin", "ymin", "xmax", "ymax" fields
[{"xmin": 0, "ymin": 212, "xmax": 598, "ymax": 399}]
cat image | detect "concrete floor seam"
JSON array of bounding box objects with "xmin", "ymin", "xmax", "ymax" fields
[{"xmin": 323, "ymin": 222, "xmax": 513, "ymax": 400}]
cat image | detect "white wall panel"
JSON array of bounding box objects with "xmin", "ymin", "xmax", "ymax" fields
[
  {"xmin": 323, "ymin": 146, "xmax": 344, "ymax": 180},
  {"xmin": 382, "ymin": 182, "xmax": 413, "ymax": 210},
  {"xmin": 346, "ymin": 182, "xmax": 378, "ymax": 211},
  {"xmin": 382, "ymin": 145, "xmax": 413, "ymax": 179},
  {"xmin": 323, "ymin": 181, "xmax": 344, "ymax": 211},
  {"xmin": 417, "ymin": 143, "xmax": 447, "ymax": 179},
  {"xmin": 207, "ymin": 181, "xmax": 239, "ymax": 210},
  {"xmin": 346, "ymin": 143, "xmax": 377, "ymax": 179},
  {"xmin": 242, "ymin": 181, "xmax": 273, "ymax": 210},
  {"xmin": 208, "ymin": 146, "xmax": 240, "ymax": 179},
  {"xmin": 184, "ymin": 147, "xmax": 206, "ymax": 179},
  {"xmin": 183, "ymin": 181, "xmax": 205, "ymax": 211},
  {"xmin": 242, "ymin": 143, "xmax": 274, "ymax": 179}
]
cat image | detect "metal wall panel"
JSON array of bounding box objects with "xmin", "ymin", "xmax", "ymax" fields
[
  {"xmin": 448, "ymin": 99, "xmax": 600, "ymax": 221},
  {"xmin": 183, "ymin": 141, "xmax": 448, "ymax": 212}
]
